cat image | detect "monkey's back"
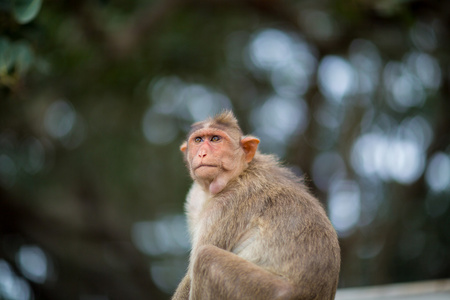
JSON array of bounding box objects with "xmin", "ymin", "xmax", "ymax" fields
[{"xmin": 224, "ymin": 153, "xmax": 340, "ymax": 298}]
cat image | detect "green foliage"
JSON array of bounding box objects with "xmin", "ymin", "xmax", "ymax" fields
[
  {"xmin": 0, "ymin": 37, "xmax": 35, "ymax": 85},
  {"xmin": 12, "ymin": 0, "xmax": 42, "ymax": 24},
  {"xmin": 0, "ymin": 37, "xmax": 13, "ymax": 73},
  {"xmin": 0, "ymin": 0, "xmax": 40, "ymax": 86}
]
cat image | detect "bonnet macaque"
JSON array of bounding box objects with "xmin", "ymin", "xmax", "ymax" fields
[{"xmin": 173, "ymin": 111, "xmax": 340, "ymax": 300}]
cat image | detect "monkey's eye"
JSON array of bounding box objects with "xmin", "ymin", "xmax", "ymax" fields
[
  {"xmin": 194, "ymin": 137, "xmax": 203, "ymax": 143},
  {"xmin": 211, "ymin": 136, "xmax": 221, "ymax": 142}
]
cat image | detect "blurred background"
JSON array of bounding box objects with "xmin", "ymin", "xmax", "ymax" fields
[{"xmin": 1, "ymin": 0, "xmax": 449, "ymax": 299}]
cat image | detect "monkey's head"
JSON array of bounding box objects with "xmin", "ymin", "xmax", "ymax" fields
[{"xmin": 180, "ymin": 111, "xmax": 260, "ymax": 195}]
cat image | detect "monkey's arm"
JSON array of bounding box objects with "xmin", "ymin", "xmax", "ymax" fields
[
  {"xmin": 190, "ymin": 245, "xmax": 295, "ymax": 300},
  {"xmin": 172, "ymin": 275, "xmax": 190, "ymax": 300}
]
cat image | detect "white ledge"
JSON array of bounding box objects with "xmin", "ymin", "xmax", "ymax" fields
[{"xmin": 335, "ymin": 278, "xmax": 450, "ymax": 300}]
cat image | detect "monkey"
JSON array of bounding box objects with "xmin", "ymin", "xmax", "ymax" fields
[{"xmin": 173, "ymin": 110, "xmax": 340, "ymax": 300}]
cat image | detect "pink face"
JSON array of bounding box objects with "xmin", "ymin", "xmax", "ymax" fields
[{"xmin": 185, "ymin": 128, "xmax": 243, "ymax": 181}]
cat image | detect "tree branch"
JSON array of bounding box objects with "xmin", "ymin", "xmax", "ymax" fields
[{"xmin": 70, "ymin": 0, "xmax": 187, "ymax": 60}]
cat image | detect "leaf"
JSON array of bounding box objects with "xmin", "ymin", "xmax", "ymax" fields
[
  {"xmin": 0, "ymin": 37, "xmax": 13, "ymax": 74},
  {"xmin": 12, "ymin": 41, "xmax": 34, "ymax": 75},
  {"xmin": 13, "ymin": 0, "xmax": 42, "ymax": 24}
]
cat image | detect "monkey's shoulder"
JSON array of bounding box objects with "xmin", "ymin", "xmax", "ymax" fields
[
  {"xmin": 239, "ymin": 155, "xmax": 332, "ymax": 228},
  {"xmin": 245, "ymin": 153, "xmax": 304, "ymax": 185},
  {"xmin": 242, "ymin": 155, "xmax": 315, "ymax": 201}
]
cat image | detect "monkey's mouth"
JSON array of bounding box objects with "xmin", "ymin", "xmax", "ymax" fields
[{"xmin": 195, "ymin": 164, "xmax": 218, "ymax": 170}]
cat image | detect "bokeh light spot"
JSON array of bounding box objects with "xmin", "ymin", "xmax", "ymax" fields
[
  {"xmin": 328, "ymin": 180, "xmax": 361, "ymax": 237},
  {"xmin": 44, "ymin": 100, "xmax": 76, "ymax": 139},
  {"xmin": 351, "ymin": 131, "xmax": 425, "ymax": 184},
  {"xmin": 0, "ymin": 260, "xmax": 32, "ymax": 300},
  {"xmin": 250, "ymin": 96, "xmax": 308, "ymax": 157},
  {"xmin": 249, "ymin": 29, "xmax": 294, "ymax": 70},
  {"xmin": 21, "ymin": 137, "xmax": 45, "ymax": 174},
  {"xmin": 0, "ymin": 154, "xmax": 17, "ymax": 188},
  {"xmin": 17, "ymin": 245, "xmax": 48, "ymax": 284},
  {"xmin": 318, "ymin": 56, "xmax": 356, "ymax": 102},
  {"xmin": 181, "ymin": 85, "xmax": 232, "ymax": 122},
  {"xmin": 142, "ymin": 110, "xmax": 178, "ymax": 145},
  {"xmin": 426, "ymin": 152, "xmax": 450, "ymax": 193},
  {"xmin": 132, "ymin": 215, "xmax": 190, "ymax": 257},
  {"xmin": 312, "ymin": 151, "xmax": 346, "ymax": 192}
]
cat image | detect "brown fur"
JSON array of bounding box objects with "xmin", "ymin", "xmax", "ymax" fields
[{"xmin": 173, "ymin": 111, "xmax": 340, "ymax": 300}]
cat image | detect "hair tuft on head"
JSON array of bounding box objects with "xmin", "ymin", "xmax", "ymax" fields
[
  {"xmin": 187, "ymin": 110, "xmax": 243, "ymax": 143},
  {"xmin": 211, "ymin": 110, "xmax": 238, "ymax": 127}
]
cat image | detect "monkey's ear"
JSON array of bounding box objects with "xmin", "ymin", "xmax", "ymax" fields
[
  {"xmin": 241, "ymin": 136, "xmax": 260, "ymax": 163},
  {"xmin": 180, "ymin": 142, "xmax": 187, "ymax": 153}
]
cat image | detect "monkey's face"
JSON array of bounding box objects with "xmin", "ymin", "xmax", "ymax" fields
[
  {"xmin": 180, "ymin": 117, "xmax": 259, "ymax": 194},
  {"xmin": 183, "ymin": 127, "xmax": 245, "ymax": 182}
]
